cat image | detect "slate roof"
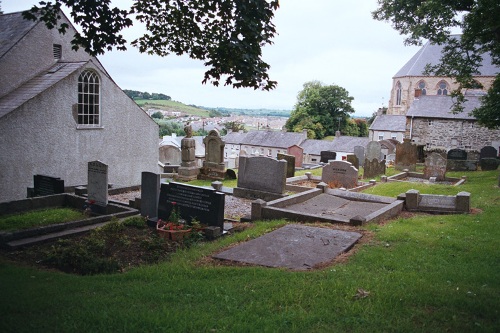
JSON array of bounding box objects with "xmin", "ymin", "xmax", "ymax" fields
[
  {"xmin": 223, "ymin": 130, "xmax": 306, "ymax": 149},
  {"xmin": 369, "ymin": 115, "xmax": 407, "ymax": 132},
  {"xmin": 302, "ymin": 136, "xmax": 369, "ymax": 155},
  {"xmin": 0, "ymin": 11, "xmax": 37, "ymax": 59},
  {"xmin": 394, "ymin": 35, "xmax": 498, "ymax": 78},
  {"xmin": 406, "ymin": 95, "xmax": 480, "ymax": 120},
  {"xmin": 0, "ymin": 61, "xmax": 88, "ymax": 119}
]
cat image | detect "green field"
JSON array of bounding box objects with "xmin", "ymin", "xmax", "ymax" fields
[
  {"xmin": 134, "ymin": 99, "xmax": 210, "ymax": 117},
  {"xmin": 0, "ymin": 170, "xmax": 499, "ymax": 332}
]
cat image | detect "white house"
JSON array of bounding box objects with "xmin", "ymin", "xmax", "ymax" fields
[{"xmin": 0, "ymin": 10, "xmax": 159, "ymax": 202}]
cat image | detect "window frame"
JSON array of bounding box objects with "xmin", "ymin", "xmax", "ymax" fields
[{"xmin": 77, "ymin": 69, "xmax": 101, "ymax": 128}]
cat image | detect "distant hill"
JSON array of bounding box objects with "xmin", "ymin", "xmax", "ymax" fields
[{"xmin": 199, "ymin": 106, "xmax": 291, "ymax": 117}]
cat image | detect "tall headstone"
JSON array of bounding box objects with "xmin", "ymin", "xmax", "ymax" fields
[
  {"xmin": 198, "ymin": 130, "xmax": 225, "ymax": 180},
  {"xmin": 423, "ymin": 153, "xmax": 447, "ymax": 181},
  {"xmin": 87, "ymin": 160, "xmax": 108, "ymax": 207},
  {"xmin": 177, "ymin": 124, "xmax": 199, "ymax": 181},
  {"xmin": 141, "ymin": 172, "xmax": 160, "ymax": 219},
  {"xmin": 320, "ymin": 151, "xmax": 337, "ymax": 163},
  {"xmin": 353, "ymin": 146, "xmax": 365, "ymax": 167},
  {"xmin": 395, "ymin": 139, "xmax": 418, "ymax": 171},
  {"xmin": 277, "ymin": 153, "xmax": 296, "ymax": 178},
  {"xmin": 233, "ymin": 156, "xmax": 287, "ymax": 201},
  {"xmin": 363, "ymin": 158, "xmax": 386, "ymax": 178},
  {"xmin": 365, "ymin": 141, "xmax": 382, "ymax": 162},
  {"xmin": 321, "ymin": 160, "xmax": 359, "ymax": 189}
]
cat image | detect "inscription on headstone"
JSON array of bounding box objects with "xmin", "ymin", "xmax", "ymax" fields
[
  {"xmin": 320, "ymin": 151, "xmax": 336, "ymax": 163},
  {"xmin": 424, "ymin": 153, "xmax": 447, "ymax": 181},
  {"xmin": 395, "ymin": 139, "xmax": 418, "ymax": 171},
  {"xmin": 277, "ymin": 153, "xmax": 296, "ymax": 178},
  {"xmin": 158, "ymin": 182, "xmax": 225, "ymax": 229},
  {"xmin": 321, "ymin": 160, "xmax": 358, "ymax": 188},
  {"xmin": 33, "ymin": 174, "xmax": 64, "ymax": 197},
  {"xmin": 447, "ymin": 148, "xmax": 467, "ymax": 160},
  {"xmin": 87, "ymin": 160, "xmax": 108, "ymax": 206}
]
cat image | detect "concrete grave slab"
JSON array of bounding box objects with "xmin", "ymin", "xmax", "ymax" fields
[{"xmin": 213, "ymin": 224, "xmax": 362, "ymax": 270}]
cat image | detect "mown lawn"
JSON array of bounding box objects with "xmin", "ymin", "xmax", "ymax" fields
[{"xmin": 0, "ymin": 170, "xmax": 499, "ymax": 332}]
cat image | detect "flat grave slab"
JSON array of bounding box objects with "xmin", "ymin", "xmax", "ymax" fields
[
  {"xmin": 284, "ymin": 193, "xmax": 387, "ymax": 222},
  {"xmin": 213, "ymin": 224, "xmax": 362, "ymax": 270}
]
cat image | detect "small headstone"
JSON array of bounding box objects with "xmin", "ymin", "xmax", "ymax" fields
[
  {"xmin": 480, "ymin": 158, "xmax": 499, "ymax": 171},
  {"xmin": 140, "ymin": 172, "xmax": 160, "ymax": 219},
  {"xmin": 32, "ymin": 174, "xmax": 64, "ymax": 197},
  {"xmin": 320, "ymin": 151, "xmax": 337, "ymax": 163},
  {"xmin": 447, "ymin": 148, "xmax": 467, "ymax": 160},
  {"xmin": 87, "ymin": 160, "xmax": 108, "ymax": 206},
  {"xmin": 345, "ymin": 154, "xmax": 359, "ymax": 169},
  {"xmin": 363, "ymin": 158, "xmax": 386, "ymax": 178},
  {"xmin": 158, "ymin": 182, "xmax": 225, "ymax": 229},
  {"xmin": 277, "ymin": 153, "xmax": 295, "ymax": 178},
  {"xmin": 353, "ymin": 146, "xmax": 365, "ymax": 167},
  {"xmin": 225, "ymin": 169, "xmax": 237, "ymax": 180},
  {"xmin": 395, "ymin": 139, "xmax": 418, "ymax": 171},
  {"xmin": 423, "ymin": 153, "xmax": 447, "ymax": 181},
  {"xmin": 365, "ymin": 141, "xmax": 382, "ymax": 162},
  {"xmin": 321, "ymin": 160, "xmax": 359, "ymax": 189},
  {"xmin": 480, "ymin": 146, "xmax": 498, "ymax": 160}
]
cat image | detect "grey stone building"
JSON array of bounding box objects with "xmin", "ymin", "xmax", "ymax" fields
[{"xmin": 0, "ymin": 10, "xmax": 159, "ymax": 202}]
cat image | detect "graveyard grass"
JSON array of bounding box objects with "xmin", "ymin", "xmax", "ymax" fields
[
  {"xmin": 1, "ymin": 171, "xmax": 499, "ymax": 332},
  {"xmin": 0, "ymin": 208, "xmax": 85, "ymax": 231}
]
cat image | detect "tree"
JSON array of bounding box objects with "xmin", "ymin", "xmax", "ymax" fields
[
  {"xmin": 23, "ymin": 0, "xmax": 279, "ymax": 91},
  {"xmin": 220, "ymin": 121, "xmax": 245, "ymax": 135},
  {"xmin": 285, "ymin": 81, "xmax": 355, "ymax": 139},
  {"xmin": 373, "ymin": 0, "xmax": 500, "ymax": 129},
  {"xmin": 151, "ymin": 111, "xmax": 164, "ymax": 119}
]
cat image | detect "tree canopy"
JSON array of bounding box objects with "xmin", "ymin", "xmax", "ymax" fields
[
  {"xmin": 373, "ymin": 0, "xmax": 500, "ymax": 129},
  {"xmin": 23, "ymin": 0, "xmax": 279, "ymax": 91},
  {"xmin": 285, "ymin": 81, "xmax": 356, "ymax": 139}
]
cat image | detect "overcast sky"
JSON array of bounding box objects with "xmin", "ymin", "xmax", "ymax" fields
[{"xmin": 4, "ymin": 0, "xmax": 422, "ymax": 117}]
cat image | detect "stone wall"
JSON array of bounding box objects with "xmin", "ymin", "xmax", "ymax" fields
[{"xmin": 407, "ymin": 118, "xmax": 500, "ymax": 152}]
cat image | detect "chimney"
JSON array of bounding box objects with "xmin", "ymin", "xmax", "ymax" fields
[
  {"xmin": 414, "ymin": 89, "xmax": 422, "ymax": 98},
  {"xmin": 335, "ymin": 130, "xmax": 341, "ymax": 138}
]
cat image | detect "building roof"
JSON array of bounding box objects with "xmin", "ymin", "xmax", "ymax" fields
[
  {"xmin": 224, "ymin": 130, "xmax": 307, "ymax": 149},
  {"xmin": 0, "ymin": 11, "xmax": 37, "ymax": 60},
  {"xmin": 406, "ymin": 95, "xmax": 480, "ymax": 120},
  {"xmin": 222, "ymin": 130, "xmax": 249, "ymax": 144},
  {"xmin": 369, "ymin": 115, "xmax": 407, "ymax": 132},
  {"xmin": 302, "ymin": 136, "xmax": 369, "ymax": 155},
  {"xmin": 0, "ymin": 61, "xmax": 88, "ymax": 119},
  {"xmin": 394, "ymin": 35, "xmax": 498, "ymax": 78}
]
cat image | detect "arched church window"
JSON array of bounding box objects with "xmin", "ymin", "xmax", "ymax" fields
[
  {"xmin": 418, "ymin": 81, "xmax": 427, "ymax": 95},
  {"xmin": 396, "ymin": 81, "xmax": 402, "ymax": 105},
  {"xmin": 78, "ymin": 70, "xmax": 100, "ymax": 125},
  {"xmin": 437, "ymin": 81, "xmax": 449, "ymax": 95}
]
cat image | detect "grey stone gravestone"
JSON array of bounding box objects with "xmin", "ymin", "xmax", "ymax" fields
[
  {"xmin": 158, "ymin": 182, "xmax": 225, "ymax": 229},
  {"xmin": 321, "ymin": 160, "xmax": 359, "ymax": 188},
  {"xmin": 32, "ymin": 174, "xmax": 64, "ymax": 197},
  {"xmin": 354, "ymin": 146, "xmax": 365, "ymax": 167},
  {"xmin": 320, "ymin": 151, "xmax": 336, "ymax": 163},
  {"xmin": 447, "ymin": 148, "xmax": 467, "ymax": 160},
  {"xmin": 87, "ymin": 160, "xmax": 108, "ymax": 207},
  {"xmin": 424, "ymin": 153, "xmax": 447, "ymax": 181},
  {"xmin": 363, "ymin": 158, "xmax": 386, "ymax": 178},
  {"xmin": 140, "ymin": 172, "xmax": 160, "ymax": 219},
  {"xmin": 177, "ymin": 125, "xmax": 199, "ymax": 181},
  {"xmin": 234, "ymin": 156, "xmax": 287, "ymax": 201},
  {"xmin": 480, "ymin": 146, "xmax": 498, "ymax": 159},
  {"xmin": 395, "ymin": 139, "xmax": 418, "ymax": 171},
  {"xmin": 277, "ymin": 153, "xmax": 296, "ymax": 178},
  {"xmin": 199, "ymin": 129, "xmax": 226, "ymax": 180},
  {"xmin": 366, "ymin": 141, "xmax": 383, "ymax": 162},
  {"xmin": 345, "ymin": 154, "xmax": 359, "ymax": 170}
]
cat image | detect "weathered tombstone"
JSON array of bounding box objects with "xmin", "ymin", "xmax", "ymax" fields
[
  {"xmin": 233, "ymin": 156, "xmax": 287, "ymax": 201},
  {"xmin": 87, "ymin": 160, "xmax": 108, "ymax": 207},
  {"xmin": 354, "ymin": 146, "xmax": 365, "ymax": 167},
  {"xmin": 177, "ymin": 124, "xmax": 199, "ymax": 181},
  {"xmin": 199, "ymin": 129, "xmax": 226, "ymax": 180},
  {"xmin": 386, "ymin": 153, "xmax": 396, "ymax": 165},
  {"xmin": 366, "ymin": 141, "xmax": 383, "ymax": 162},
  {"xmin": 447, "ymin": 148, "xmax": 467, "ymax": 160},
  {"xmin": 480, "ymin": 146, "xmax": 498, "ymax": 159},
  {"xmin": 320, "ymin": 151, "xmax": 336, "ymax": 163},
  {"xmin": 321, "ymin": 160, "xmax": 359, "ymax": 189},
  {"xmin": 277, "ymin": 153, "xmax": 295, "ymax": 178},
  {"xmin": 395, "ymin": 139, "xmax": 418, "ymax": 171},
  {"xmin": 225, "ymin": 169, "xmax": 237, "ymax": 180},
  {"xmin": 140, "ymin": 172, "xmax": 160, "ymax": 219},
  {"xmin": 158, "ymin": 182, "xmax": 225, "ymax": 230},
  {"xmin": 363, "ymin": 158, "xmax": 386, "ymax": 178},
  {"xmin": 159, "ymin": 145, "xmax": 181, "ymax": 165},
  {"xmin": 32, "ymin": 174, "xmax": 64, "ymax": 197},
  {"xmin": 423, "ymin": 153, "xmax": 447, "ymax": 181},
  {"xmin": 345, "ymin": 154, "xmax": 359, "ymax": 170}
]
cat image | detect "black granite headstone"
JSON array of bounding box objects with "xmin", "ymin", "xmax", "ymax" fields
[
  {"xmin": 480, "ymin": 146, "xmax": 498, "ymax": 159},
  {"xmin": 320, "ymin": 151, "xmax": 336, "ymax": 163},
  {"xmin": 447, "ymin": 148, "xmax": 467, "ymax": 160},
  {"xmin": 158, "ymin": 182, "xmax": 225, "ymax": 229},
  {"xmin": 33, "ymin": 174, "xmax": 64, "ymax": 197}
]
